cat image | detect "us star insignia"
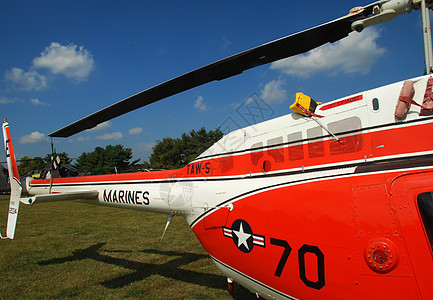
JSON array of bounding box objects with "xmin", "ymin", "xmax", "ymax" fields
[{"xmin": 223, "ymin": 219, "xmax": 265, "ymax": 253}]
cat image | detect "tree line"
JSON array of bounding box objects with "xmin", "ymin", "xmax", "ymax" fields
[{"xmin": 18, "ymin": 127, "xmax": 223, "ymax": 176}]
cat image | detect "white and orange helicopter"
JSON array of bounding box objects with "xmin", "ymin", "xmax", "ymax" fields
[{"xmin": 3, "ymin": 0, "xmax": 433, "ymax": 298}]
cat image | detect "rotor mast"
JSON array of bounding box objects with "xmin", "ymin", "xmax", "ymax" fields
[
  {"xmin": 351, "ymin": 0, "xmax": 433, "ymax": 74},
  {"xmin": 420, "ymin": 0, "xmax": 433, "ymax": 74}
]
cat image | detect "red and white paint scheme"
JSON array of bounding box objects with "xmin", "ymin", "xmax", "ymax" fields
[{"xmin": 3, "ymin": 1, "xmax": 433, "ymax": 299}]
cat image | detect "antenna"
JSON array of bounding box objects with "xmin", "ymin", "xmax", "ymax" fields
[{"xmin": 421, "ymin": 0, "xmax": 433, "ymax": 74}]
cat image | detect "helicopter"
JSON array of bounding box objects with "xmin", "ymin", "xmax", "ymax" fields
[{"xmin": 3, "ymin": 0, "xmax": 433, "ymax": 298}]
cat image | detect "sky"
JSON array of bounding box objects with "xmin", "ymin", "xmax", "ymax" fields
[{"xmin": 0, "ymin": 0, "xmax": 428, "ymax": 165}]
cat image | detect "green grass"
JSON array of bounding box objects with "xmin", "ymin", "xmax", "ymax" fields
[{"xmin": 0, "ymin": 195, "xmax": 254, "ymax": 299}]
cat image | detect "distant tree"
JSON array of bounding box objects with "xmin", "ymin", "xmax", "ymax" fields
[
  {"xmin": 75, "ymin": 145, "xmax": 140, "ymax": 175},
  {"xmin": 17, "ymin": 152, "xmax": 73, "ymax": 176},
  {"xmin": 18, "ymin": 156, "xmax": 33, "ymax": 175},
  {"xmin": 18, "ymin": 156, "xmax": 45, "ymax": 175},
  {"xmin": 148, "ymin": 127, "xmax": 223, "ymax": 169},
  {"xmin": 140, "ymin": 160, "xmax": 151, "ymax": 171},
  {"xmin": 43, "ymin": 152, "xmax": 73, "ymax": 166},
  {"xmin": 149, "ymin": 137, "xmax": 182, "ymax": 170},
  {"xmin": 180, "ymin": 127, "xmax": 223, "ymax": 164}
]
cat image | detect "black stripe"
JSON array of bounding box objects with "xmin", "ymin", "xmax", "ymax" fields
[{"xmin": 355, "ymin": 155, "xmax": 433, "ymax": 174}]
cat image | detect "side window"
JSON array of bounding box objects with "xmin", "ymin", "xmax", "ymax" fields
[
  {"xmin": 288, "ymin": 132, "xmax": 304, "ymax": 161},
  {"xmin": 250, "ymin": 142, "xmax": 263, "ymax": 166},
  {"xmin": 418, "ymin": 192, "xmax": 433, "ymax": 250},
  {"xmin": 307, "ymin": 127, "xmax": 324, "ymax": 158},
  {"xmin": 221, "ymin": 155, "xmax": 233, "ymax": 173},
  {"xmin": 267, "ymin": 137, "xmax": 284, "ymax": 163},
  {"xmin": 328, "ymin": 117, "xmax": 364, "ymax": 155}
]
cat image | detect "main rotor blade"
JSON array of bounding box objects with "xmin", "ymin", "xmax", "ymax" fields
[{"xmin": 50, "ymin": 7, "xmax": 372, "ymax": 138}]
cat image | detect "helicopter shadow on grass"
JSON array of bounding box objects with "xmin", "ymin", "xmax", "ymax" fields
[{"xmin": 37, "ymin": 243, "xmax": 254, "ymax": 298}]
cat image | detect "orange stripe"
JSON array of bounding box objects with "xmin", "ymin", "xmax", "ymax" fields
[{"xmin": 30, "ymin": 121, "xmax": 433, "ymax": 186}]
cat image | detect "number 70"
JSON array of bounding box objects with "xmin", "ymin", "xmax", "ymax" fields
[{"xmin": 270, "ymin": 238, "xmax": 325, "ymax": 290}]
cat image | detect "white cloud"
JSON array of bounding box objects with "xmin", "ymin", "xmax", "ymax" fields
[
  {"xmin": 19, "ymin": 131, "xmax": 48, "ymax": 144},
  {"xmin": 133, "ymin": 142, "xmax": 156, "ymax": 160},
  {"xmin": 4, "ymin": 67, "xmax": 48, "ymax": 91},
  {"xmin": 129, "ymin": 127, "xmax": 144, "ymax": 135},
  {"xmin": 30, "ymin": 98, "xmax": 50, "ymax": 106},
  {"xmin": 194, "ymin": 96, "xmax": 208, "ymax": 112},
  {"xmin": 87, "ymin": 121, "xmax": 112, "ymax": 132},
  {"xmin": 260, "ymin": 79, "xmax": 288, "ymax": 104},
  {"xmin": 32, "ymin": 42, "xmax": 94, "ymax": 81},
  {"xmin": 82, "ymin": 121, "xmax": 124, "ymax": 140},
  {"xmin": 4, "ymin": 42, "xmax": 93, "ymax": 93},
  {"xmin": 96, "ymin": 132, "xmax": 123, "ymax": 140},
  {"xmin": 76, "ymin": 136, "xmax": 90, "ymax": 142},
  {"xmin": 68, "ymin": 136, "xmax": 90, "ymax": 143},
  {"xmin": 0, "ymin": 96, "xmax": 22, "ymax": 104},
  {"xmin": 270, "ymin": 27, "xmax": 386, "ymax": 78}
]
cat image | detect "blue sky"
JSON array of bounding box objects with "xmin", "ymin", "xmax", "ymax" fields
[{"xmin": 0, "ymin": 0, "xmax": 428, "ymax": 164}]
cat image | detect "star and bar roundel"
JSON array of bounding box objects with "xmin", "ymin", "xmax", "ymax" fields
[{"xmin": 223, "ymin": 219, "xmax": 265, "ymax": 253}]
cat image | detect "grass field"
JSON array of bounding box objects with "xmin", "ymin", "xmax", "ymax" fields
[{"xmin": 0, "ymin": 195, "xmax": 254, "ymax": 299}]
